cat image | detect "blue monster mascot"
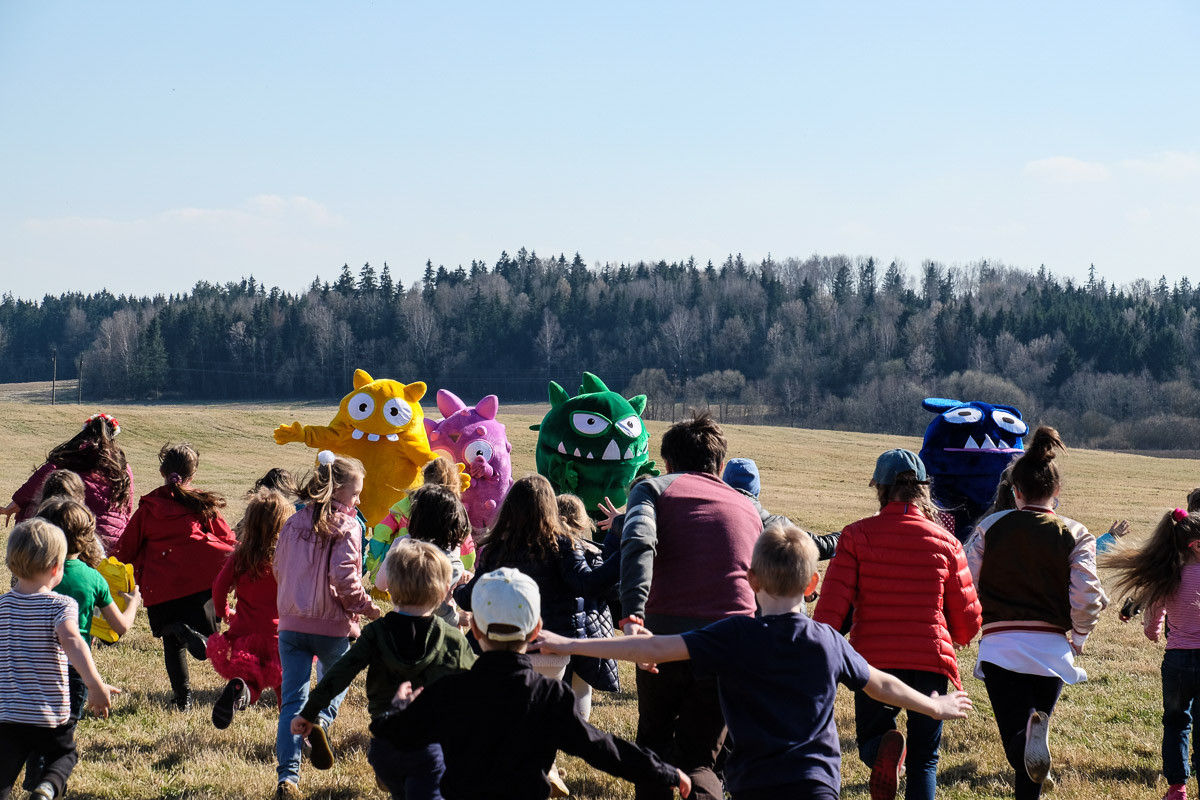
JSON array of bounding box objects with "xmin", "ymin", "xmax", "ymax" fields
[{"xmin": 918, "ymin": 397, "xmax": 1028, "ymax": 542}]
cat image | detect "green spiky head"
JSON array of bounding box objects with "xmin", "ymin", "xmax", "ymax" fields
[{"xmin": 533, "ymin": 372, "xmax": 657, "ymax": 517}]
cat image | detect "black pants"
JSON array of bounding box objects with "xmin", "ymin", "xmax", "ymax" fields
[
  {"xmin": 733, "ymin": 778, "xmax": 839, "ymax": 799},
  {"xmin": 980, "ymin": 661, "xmax": 1064, "ymax": 800},
  {"xmin": 634, "ymin": 661, "xmax": 727, "ymax": 800},
  {"xmin": 147, "ymin": 590, "xmax": 218, "ymax": 701},
  {"xmin": 0, "ymin": 721, "xmax": 77, "ymax": 800},
  {"xmin": 23, "ymin": 667, "xmax": 87, "ymax": 790}
]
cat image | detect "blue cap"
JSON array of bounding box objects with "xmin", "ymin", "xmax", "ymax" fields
[
  {"xmin": 870, "ymin": 449, "xmax": 927, "ymax": 487},
  {"xmin": 722, "ymin": 458, "xmax": 761, "ymax": 498}
]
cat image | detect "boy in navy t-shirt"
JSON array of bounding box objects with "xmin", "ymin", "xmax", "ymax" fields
[{"xmin": 537, "ymin": 523, "xmax": 973, "ymax": 800}]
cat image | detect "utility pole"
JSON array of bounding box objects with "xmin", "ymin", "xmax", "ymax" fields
[
  {"xmin": 78, "ymin": 355, "xmax": 83, "ymax": 403},
  {"xmin": 51, "ymin": 348, "xmax": 57, "ymax": 405}
]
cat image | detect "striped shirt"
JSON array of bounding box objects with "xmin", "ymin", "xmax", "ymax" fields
[
  {"xmin": 0, "ymin": 590, "xmax": 77, "ymax": 726},
  {"xmin": 1145, "ymin": 563, "xmax": 1200, "ymax": 650}
]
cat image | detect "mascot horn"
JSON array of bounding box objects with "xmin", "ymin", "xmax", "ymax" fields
[{"xmin": 918, "ymin": 396, "xmax": 1027, "ymax": 542}]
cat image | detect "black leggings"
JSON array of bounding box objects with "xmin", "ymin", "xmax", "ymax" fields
[
  {"xmin": 0, "ymin": 721, "xmax": 77, "ymax": 800},
  {"xmin": 147, "ymin": 591, "xmax": 218, "ymax": 700},
  {"xmin": 980, "ymin": 661, "xmax": 1064, "ymax": 800}
]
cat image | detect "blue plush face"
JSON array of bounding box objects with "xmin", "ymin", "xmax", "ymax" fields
[{"xmin": 918, "ymin": 397, "xmax": 1028, "ymax": 481}]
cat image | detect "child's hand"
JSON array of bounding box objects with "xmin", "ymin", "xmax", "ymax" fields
[
  {"xmin": 0, "ymin": 502, "xmax": 19, "ymax": 527},
  {"xmin": 455, "ymin": 570, "xmax": 473, "ymax": 588},
  {"xmin": 457, "ymin": 611, "xmax": 472, "ymax": 629},
  {"xmin": 391, "ymin": 681, "xmax": 423, "ymax": 710},
  {"xmin": 291, "ymin": 717, "xmax": 315, "ymax": 737},
  {"xmin": 86, "ymin": 683, "xmax": 122, "ymax": 718},
  {"xmin": 929, "ymin": 689, "xmax": 972, "ymax": 721},
  {"xmin": 595, "ymin": 497, "xmax": 620, "ymax": 531},
  {"xmin": 676, "ymin": 769, "xmax": 692, "ymax": 798},
  {"xmin": 365, "ymin": 603, "xmax": 382, "ymax": 621},
  {"xmin": 622, "ymin": 621, "xmax": 659, "ymax": 673},
  {"xmin": 532, "ymin": 630, "xmax": 573, "ymax": 654},
  {"xmin": 1108, "ymin": 519, "xmax": 1131, "ymax": 539},
  {"xmin": 121, "ymin": 586, "xmax": 142, "ymax": 606}
]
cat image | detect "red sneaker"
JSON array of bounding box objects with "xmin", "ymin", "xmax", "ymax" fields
[{"xmin": 870, "ymin": 729, "xmax": 906, "ymax": 800}]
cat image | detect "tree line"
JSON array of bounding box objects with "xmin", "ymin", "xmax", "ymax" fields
[{"xmin": 2, "ymin": 251, "xmax": 1198, "ymax": 450}]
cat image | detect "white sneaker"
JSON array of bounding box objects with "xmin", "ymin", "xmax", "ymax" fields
[{"xmin": 1024, "ymin": 709, "xmax": 1052, "ymax": 784}]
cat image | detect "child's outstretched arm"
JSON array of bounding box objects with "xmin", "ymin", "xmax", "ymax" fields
[
  {"xmin": 863, "ymin": 666, "xmax": 971, "ymax": 721},
  {"xmin": 57, "ymin": 617, "xmax": 121, "ymax": 717},
  {"xmin": 536, "ymin": 629, "xmax": 690, "ymax": 667},
  {"xmin": 97, "ymin": 585, "xmax": 142, "ymax": 637}
]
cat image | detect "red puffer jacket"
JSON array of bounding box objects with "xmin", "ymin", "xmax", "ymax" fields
[
  {"xmin": 113, "ymin": 485, "xmax": 236, "ymax": 606},
  {"xmin": 813, "ymin": 501, "xmax": 981, "ymax": 688}
]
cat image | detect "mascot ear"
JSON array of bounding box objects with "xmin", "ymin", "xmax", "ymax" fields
[
  {"xmin": 993, "ymin": 404, "xmax": 1023, "ymax": 419},
  {"xmin": 437, "ymin": 389, "xmax": 466, "ymax": 419},
  {"xmin": 922, "ymin": 397, "xmax": 963, "ymax": 413},
  {"xmin": 353, "ymin": 369, "xmax": 374, "ymax": 390},
  {"xmin": 476, "ymin": 395, "xmax": 500, "ymax": 420},
  {"xmin": 580, "ymin": 372, "xmax": 609, "ymax": 394},
  {"xmin": 404, "ymin": 382, "xmax": 428, "ymax": 402},
  {"xmin": 629, "ymin": 395, "xmax": 648, "ymax": 415},
  {"xmin": 549, "ymin": 382, "xmax": 569, "ymax": 408},
  {"xmin": 424, "ymin": 417, "xmax": 438, "ymax": 439}
]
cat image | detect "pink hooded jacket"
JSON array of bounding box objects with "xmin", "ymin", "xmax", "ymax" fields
[{"xmin": 273, "ymin": 501, "xmax": 375, "ymax": 638}]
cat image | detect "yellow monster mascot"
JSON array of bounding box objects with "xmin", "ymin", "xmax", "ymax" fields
[{"xmin": 273, "ymin": 369, "xmax": 437, "ymax": 526}]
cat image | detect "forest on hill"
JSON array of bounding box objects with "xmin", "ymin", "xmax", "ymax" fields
[{"xmin": 2, "ymin": 250, "xmax": 1198, "ymax": 450}]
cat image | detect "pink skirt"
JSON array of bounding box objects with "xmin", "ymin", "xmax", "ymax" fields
[{"xmin": 206, "ymin": 630, "xmax": 282, "ymax": 704}]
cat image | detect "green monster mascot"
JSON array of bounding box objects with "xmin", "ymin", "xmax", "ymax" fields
[{"xmin": 532, "ymin": 372, "xmax": 659, "ymax": 519}]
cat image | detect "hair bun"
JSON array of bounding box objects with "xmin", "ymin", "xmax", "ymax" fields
[{"xmin": 317, "ymin": 450, "xmax": 337, "ymax": 466}]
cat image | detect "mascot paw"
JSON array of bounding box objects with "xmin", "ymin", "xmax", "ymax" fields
[
  {"xmin": 455, "ymin": 462, "xmax": 472, "ymax": 493},
  {"xmin": 273, "ymin": 422, "xmax": 304, "ymax": 445}
]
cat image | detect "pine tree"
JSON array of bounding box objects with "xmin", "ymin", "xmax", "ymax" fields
[
  {"xmin": 379, "ymin": 263, "xmax": 394, "ymax": 300},
  {"xmin": 858, "ymin": 257, "xmax": 877, "ymax": 305},
  {"xmin": 357, "ymin": 262, "xmax": 377, "ymax": 295},
  {"xmin": 883, "ymin": 261, "xmax": 903, "ymax": 295},
  {"xmin": 422, "ymin": 260, "xmax": 436, "ymax": 300},
  {"xmin": 334, "ymin": 264, "xmax": 356, "ymax": 295}
]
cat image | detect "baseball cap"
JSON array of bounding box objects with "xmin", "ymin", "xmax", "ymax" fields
[
  {"xmin": 869, "ymin": 449, "xmax": 928, "ymax": 487},
  {"xmin": 722, "ymin": 458, "xmax": 761, "ymax": 498},
  {"xmin": 472, "ymin": 567, "xmax": 541, "ymax": 642}
]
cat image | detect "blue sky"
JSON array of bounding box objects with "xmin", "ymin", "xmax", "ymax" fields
[{"xmin": 2, "ymin": 2, "xmax": 1197, "ymax": 299}]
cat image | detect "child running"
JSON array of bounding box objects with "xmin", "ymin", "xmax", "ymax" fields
[
  {"xmin": 367, "ymin": 457, "xmax": 466, "ymax": 591},
  {"xmin": 966, "ymin": 426, "xmax": 1106, "ymax": 799},
  {"xmin": 539, "ymin": 523, "xmax": 972, "ymax": 800},
  {"xmin": 113, "ymin": 442, "xmax": 236, "ymax": 711},
  {"xmin": 0, "ymin": 519, "xmax": 121, "ymax": 800},
  {"xmin": 208, "ymin": 488, "xmax": 293, "ymax": 728},
  {"xmin": 371, "ymin": 567, "xmax": 691, "ymax": 800},
  {"xmin": 1104, "ymin": 509, "xmax": 1200, "ymax": 800},
  {"xmin": 273, "ymin": 450, "xmax": 380, "ymax": 799},
  {"xmin": 291, "ymin": 539, "xmax": 476, "ymax": 799}
]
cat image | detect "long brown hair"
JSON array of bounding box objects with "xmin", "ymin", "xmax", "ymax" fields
[
  {"xmin": 295, "ymin": 454, "xmax": 365, "ymax": 538},
  {"xmin": 875, "ymin": 473, "xmax": 943, "ymax": 524},
  {"xmin": 556, "ymin": 494, "xmax": 592, "ymax": 539},
  {"xmin": 34, "ymin": 469, "xmax": 87, "ymax": 509},
  {"xmin": 1104, "ymin": 511, "xmax": 1200, "ymax": 611},
  {"xmin": 46, "ymin": 415, "xmax": 130, "ymax": 511},
  {"xmin": 1011, "ymin": 426, "xmax": 1066, "ymax": 501},
  {"xmin": 230, "ymin": 489, "xmax": 291, "ymax": 578},
  {"xmin": 159, "ymin": 442, "xmax": 226, "ymax": 519},
  {"xmin": 478, "ymin": 474, "xmax": 564, "ymax": 567},
  {"xmin": 36, "ymin": 497, "xmax": 103, "ymax": 568},
  {"xmin": 252, "ymin": 467, "xmax": 297, "ymax": 499},
  {"xmin": 407, "ymin": 484, "xmax": 471, "ymax": 551}
]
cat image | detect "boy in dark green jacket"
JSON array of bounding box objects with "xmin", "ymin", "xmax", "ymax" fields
[{"xmin": 291, "ymin": 539, "xmax": 475, "ymax": 799}]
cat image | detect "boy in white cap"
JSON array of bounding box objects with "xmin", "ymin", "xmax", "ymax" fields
[{"xmin": 370, "ymin": 567, "xmax": 692, "ymax": 800}]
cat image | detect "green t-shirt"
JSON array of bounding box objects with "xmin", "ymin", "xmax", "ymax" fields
[{"xmin": 55, "ymin": 558, "xmax": 114, "ymax": 639}]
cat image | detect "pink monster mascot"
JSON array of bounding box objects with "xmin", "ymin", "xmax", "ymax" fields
[{"xmin": 424, "ymin": 391, "xmax": 514, "ymax": 568}]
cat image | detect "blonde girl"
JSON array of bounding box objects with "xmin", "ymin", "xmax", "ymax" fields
[{"xmin": 272, "ymin": 451, "xmax": 380, "ymax": 796}]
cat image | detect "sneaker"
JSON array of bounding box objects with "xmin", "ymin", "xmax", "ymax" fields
[
  {"xmin": 1024, "ymin": 710, "xmax": 1052, "ymax": 784},
  {"xmin": 1165, "ymin": 783, "xmax": 1187, "ymax": 800},
  {"xmin": 308, "ymin": 723, "xmax": 334, "ymax": 770},
  {"xmin": 869, "ymin": 729, "xmax": 906, "ymax": 800},
  {"xmin": 547, "ymin": 761, "xmax": 570, "ymax": 797},
  {"xmin": 172, "ymin": 690, "xmax": 192, "ymax": 712},
  {"xmin": 274, "ymin": 781, "xmax": 301, "ymax": 800},
  {"xmin": 212, "ymin": 678, "xmax": 249, "ymax": 730},
  {"xmin": 29, "ymin": 781, "xmax": 55, "ymax": 800}
]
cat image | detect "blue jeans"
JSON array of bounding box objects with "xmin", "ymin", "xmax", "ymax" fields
[
  {"xmin": 276, "ymin": 630, "xmax": 351, "ymax": 784},
  {"xmin": 1163, "ymin": 649, "xmax": 1200, "ymax": 785},
  {"xmin": 855, "ymin": 669, "xmax": 947, "ymax": 800},
  {"xmin": 367, "ymin": 736, "xmax": 444, "ymax": 800}
]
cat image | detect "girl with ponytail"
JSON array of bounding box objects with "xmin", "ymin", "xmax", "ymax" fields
[
  {"xmin": 965, "ymin": 426, "xmax": 1108, "ymax": 799},
  {"xmin": 1104, "ymin": 509, "xmax": 1200, "ymax": 800},
  {"xmin": 113, "ymin": 442, "xmax": 237, "ymax": 711},
  {"xmin": 3, "ymin": 413, "xmax": 134, "ymax": 551},
  {"xmin": 272, "ymin": 451, "xmax": 380, "ymax": 795}
]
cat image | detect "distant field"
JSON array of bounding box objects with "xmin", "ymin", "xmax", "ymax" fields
[{"xmin": 1, "ymin": 398, "xmax": 1196, "ymax": 799}]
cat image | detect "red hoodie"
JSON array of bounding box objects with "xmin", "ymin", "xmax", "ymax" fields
[{"xmin": 113, "ymin": 486, "xmax": 236, "ymax": 606}]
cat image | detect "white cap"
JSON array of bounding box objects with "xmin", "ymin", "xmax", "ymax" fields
[{"xmin": 472, "ymin": 567, "xmax": 541, "ymax": 642}]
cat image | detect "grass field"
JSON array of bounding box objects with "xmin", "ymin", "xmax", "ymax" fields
[{"xmin": 1, "ymin": 399, "xmax": 1195, "ymax": 799}]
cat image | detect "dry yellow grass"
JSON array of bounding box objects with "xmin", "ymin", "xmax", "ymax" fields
[{"xmin": 1, "ymin": 399, "xmax": 1195, "ymax": 799}]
